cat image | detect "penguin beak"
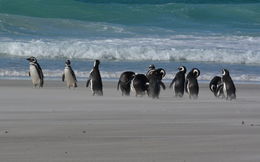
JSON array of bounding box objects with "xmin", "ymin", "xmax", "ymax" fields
[{"xmin": 26, "ymin": 58, "xmax": 31, "ymax": 61}]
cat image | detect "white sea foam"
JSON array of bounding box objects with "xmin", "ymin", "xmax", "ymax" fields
[{"xmin": 1, "ymin": 35, "xmax": 260, "ymax": 64}]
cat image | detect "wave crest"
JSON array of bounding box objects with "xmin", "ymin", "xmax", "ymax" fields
[{"xmin": 1, "ymin": 36, "xmax": 260, "ymax": 64}]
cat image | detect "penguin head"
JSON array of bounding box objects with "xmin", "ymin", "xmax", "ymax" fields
[
  {"xmin": 94, "ymin": 60, "xmax": 100, "ymax": 67},
  {"xmin": 222, "ymin": 69, "xmax": 229, "ymax": 76},
  {"xmin": 178, "ymin": 66, "xmax": 186, "ymax": 73},
  {"xmin": 65, "ymin": 59, "xmax": 71, "ymax": 66},
  {"xmin": 157, "ymin": 68, "xmax": 166, "ymax": 79},
  {"xmin": 26, "ymin": 56, "xmax": 37, "ymax": 63},
  {"xmin": 148, "ymin": 64, "xmax": 155, "ymax": 70},
  {"xmin": 129, "ymin": 72, "xmax": 136, "ymax": 80},
  {"xmin": 192, "ymin": 68, "xmax": 200, "ymax": 78}
]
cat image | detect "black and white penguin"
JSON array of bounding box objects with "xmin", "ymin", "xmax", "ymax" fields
[
  {"xmin": 221, "ymin": 69, "xmax": 236, "ymax": 100},
  {"xmin": 86, "ymin": 60, "xmax": 103, "ymax": 96},
  {"xmin": 147, "ymin": 69, "xmax": 166, "ymax": 99},
  {"xmin": 117, "ymin": 71, "xmax": 135, "ymax": 96},
  {"xmin": 185, "ymin": 68, "xmax": 200, "ymax": 99},
  {"xmin": 62, "ymin": 59, "xmax": 77, "ymax": 88},
  {"xmin": 169, "ymin": 66, "xmax": 186, "ymax": 97},
  {"xmin": 26, "ymin": 56, "xmax": 44, "ymax": 88},
  {"xmin": 132, "ymin": 74, "xmax": 149, "ymax": 97},
  {"xmin": 209, "ymin": 76, "xmax": 224, "ymax": 98}
]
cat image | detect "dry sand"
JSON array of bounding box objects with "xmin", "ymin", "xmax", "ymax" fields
[{"xmin": 0, "ymin": 80, "xmax": 260, "ymax": 162}]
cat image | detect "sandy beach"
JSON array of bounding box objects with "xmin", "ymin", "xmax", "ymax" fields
[{"xmin": 0, "ymin": 80, "xmax": 260, "ymax": 162}]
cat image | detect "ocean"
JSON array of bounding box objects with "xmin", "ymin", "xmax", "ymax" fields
[{"xmin": 1, "ymin": 0, "xmax": 260, "ymax": 83}]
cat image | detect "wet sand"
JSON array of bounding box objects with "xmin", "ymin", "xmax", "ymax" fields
[{"xmin": 0, "ymin": 80, "xmax": 260, "ymax": 162}]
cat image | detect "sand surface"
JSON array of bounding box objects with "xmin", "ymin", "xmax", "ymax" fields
[{"xmin": 0, "ymin": 80, "xmax": 260, "ymax": 162}]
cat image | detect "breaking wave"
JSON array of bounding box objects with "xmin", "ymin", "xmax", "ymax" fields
[{"xmin": 1, "ymin": 35, "xmax": 260, "ymax": 64}]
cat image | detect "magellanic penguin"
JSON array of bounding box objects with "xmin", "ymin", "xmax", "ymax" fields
[
  {"xmin": 86, "ymin": 60, "xmax": 103, "ymax": 96},
  {"xmin": 221, "ymin": 69, "xmax": 236, "ymax": 100},
  {"xmin": 209, "ymin": 76, "xmax": 224, "ymax": 98},
  {"xmin": 26, "ymin": 56, "xmax": 44, "ymax": 88},
  {"xmin": 185, "ymin": 68, "xmax": 200, "ymax": 99},
  {"xmin": 62, "ymin": 59, "xmax": 77, "ymax": 88},
  {"xmin": 132, "ymin": 74, "xmax": 149, "ymax": 97},
  {"xmin": 146, "ymin": 69, "xmax": 166, "ymax": 99},
  {"xmin": 169, "ymin": 66, "xmax": 186, "ymax": 97},
  {"xmin": 117, "ymin": 71, "xmax": 135, "ymax": 96}
]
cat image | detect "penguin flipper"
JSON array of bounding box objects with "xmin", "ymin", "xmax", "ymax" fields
[
  {"xmin": 62, "ymin": 74, "xmax": 65, "ymax": 82},
  {"xmin": 38, "ymin": 66, "xmax": 44, "ymax": 87},
  {"xmin": 117, "ymin": 80, "xmax": 120, "ymax": 90},
  {"xmin": 185, "ymin": 80, "xmax": 188, "ymax": 93},
  {"xmin": 160, "ymin": 81, "xmax": 166, "ymax": 90},
  {"xmin": 216, "ymin": 83, "xmax": 223, "ymax": 97},
  {"xmin": 71, "ymin": 70, "xmax": 77, "ymax": 82},
  {"xmin": 169, "ymin": 77, "xmax": 176, "ymax": 88},
  {"xmin": 86, "ymin": 79, "xmax": 90, "ymax": 87},
  {"xmin": 36, "ymin": 63, "xmax": 44, "ymax": 80},
  {"xmin": 28, "ymin": 72, "xmax": 31, "ymax": 77}
]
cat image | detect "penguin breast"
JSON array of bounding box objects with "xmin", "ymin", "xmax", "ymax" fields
[
  {"xmin": 64, "ymin": 68, "xmax": 76, "ymax": 85},
  {"xmin": 30, "ymin": 65, "xmax": 40, "ymax": 82}
]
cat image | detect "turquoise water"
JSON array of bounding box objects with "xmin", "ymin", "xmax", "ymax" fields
[
  {"xmin": 0, "ymin": 0, "xmax": 260, "ymax": 82},
  {"xmin": 1, "ymin": 0, "xmax": 260, "ymax": 36}
]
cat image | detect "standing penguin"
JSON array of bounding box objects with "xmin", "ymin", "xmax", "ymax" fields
[
  {"xmin": 185, "ymin": 68, "xmax": 200, "ymax": 99},
  {"xmin": 169, "ymin": 66, "xmax": 186, "ymax": 97},
  {"xmin": 209, "ymin": 76, "xmax": 224, "ymax": 98},
  {"xmin": 62, "ymin": 59, "xmax": 77, "ymax": 88},
  {"xmin": 147, "ymin": 69, "xmax": 166, "ymax": 99},
  {"xmin": 86, "ymin": 60, "xmax": 103, "ymax": 96},
  {"xmin": 117, "ymin": 71, "xmax": 135, "ymax": 96},
  {"xmin": 221, "ymin": 69, "xmax": 236, "ymax": 100},
  {"xmin": 26, "ymin": 56, "xmax": 44, "ymax": 88}
]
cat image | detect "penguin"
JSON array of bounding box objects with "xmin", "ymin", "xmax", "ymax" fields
[
  {"xmin": 147, "ymin": 69, "xmax": 166, "ymax": 99},
  {"xmin": 132, "ymin": 74, "xmax": 149, "ymax": 97},
  {"xmin": 221, "ymin": 69, "xmax": 236, "ymax": 100},
  {"xmin": 185, "ymin": 68, "xmax": 200, "ymax": 99},
  {"xmin": 169, "ymin": 66, "xmax": 186, "ymax": 97},
  {"xmin": 26, "ymin": 56, "xmax": 44, "ymax": 88},
  {"xmin": 86, "ymin": 60, "xmax": 103, "ymax": 96},
  {"xmin": 117, "ymin": 71, "xmax": 135, "ymax": 96},
  {"xmin": 209, "ymin": 76, "xmax": 224, "ymax": 98},
  {"xmin": 62, "ymin": 59, "xmax": 77, "ymax": 88}
]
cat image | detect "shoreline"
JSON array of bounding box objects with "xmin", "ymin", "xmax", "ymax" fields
[{"xmin": 1, "ymin": 79, "xmax": 260, "ymax": 88}]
